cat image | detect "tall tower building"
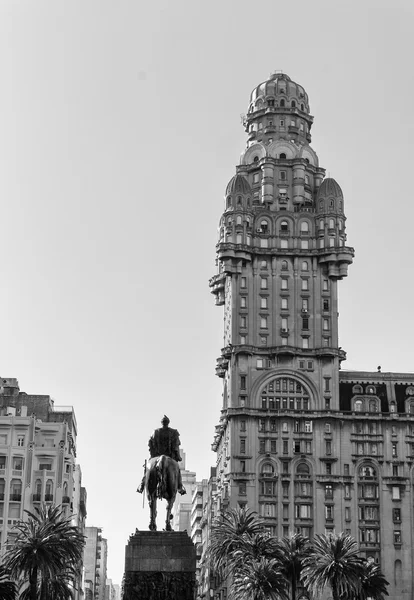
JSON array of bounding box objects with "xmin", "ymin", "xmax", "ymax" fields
[{"xmin": 208, "ymin": 72, "xmax": 414, "ymax": 600}]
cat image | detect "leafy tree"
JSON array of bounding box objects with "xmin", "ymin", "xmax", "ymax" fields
[
  {"xmin": 5, "ymin": 503, "xmax": 84, "ymax": 600},
  {"xmin": 0, "ymin": 563, "xmax": 17, "ymax": 600},
  {"xmin": 353, "ymin": 560, "xmax": 389, "ymax": 600},
  {"xmin": 207, "ymin": 507, "xmax": 288, "ymax": 600},
  {"xmin": 301, "ymin": 532, "xmax": 363, "ymax": 600},
  {"xmin": 276, "ymin": 534, "xmax": 312, "ymax": 600}
]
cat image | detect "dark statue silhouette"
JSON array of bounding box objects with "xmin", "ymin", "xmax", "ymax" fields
[{"xmin": 137, "ymin": 416, "xmax": 186, "ymax": 531}]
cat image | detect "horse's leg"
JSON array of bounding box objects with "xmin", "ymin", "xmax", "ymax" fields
[
  {"xmin": 149, "ymin": 496, "xmax": 157, "ymax": 531},
  {"xmin": 165, "ymin": 494, "xmax": 176, "ymax": 532}
]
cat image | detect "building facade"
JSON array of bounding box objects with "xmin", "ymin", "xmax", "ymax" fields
[
  {"xmin": 171, "ymin": 450, "xmax": 197, "ymax": 532},
  {"xmin": 84, "ymin": 526, "xmax": 108, "ymax": 600},
  {"xmin": 208, "ymin": 72, "xmax": 414, "ymax": 600}
]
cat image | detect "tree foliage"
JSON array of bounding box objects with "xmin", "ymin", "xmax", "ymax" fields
[{"xmin": 5, "ymin": 503, "xmax": 85, "ymax": 600}]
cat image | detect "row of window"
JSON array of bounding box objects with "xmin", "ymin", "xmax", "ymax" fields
[
  {"xmin": 249, "ymin": 116, "xmax": 307, "ymax": 133},
  {"xmin": 225, "ymin": 234, "xmax": 344, "ymax": 249},
  {"xmin": 241, "ymin": 275, "xmax": 330, "ymax": 291}
]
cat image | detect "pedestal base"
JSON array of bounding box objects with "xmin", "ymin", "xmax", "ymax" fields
[{"xmin": 123, "ymin": 531, "xmax": 196, "ymax": 600}]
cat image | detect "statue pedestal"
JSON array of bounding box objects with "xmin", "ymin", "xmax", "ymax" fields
[{"xmin": 123, "ymin": 531, "xmax": 197, "ymax": 600}]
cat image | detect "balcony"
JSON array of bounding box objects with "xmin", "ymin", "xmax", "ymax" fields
[
  {"xmin": 10, "ymin": 493, "xmax": 22, "ymax": 502},
  {"xmin": 45, "ymin": 494, "xmax": 54, "ymax": 502},
  {"xmin": 32, "ymin": 494, "xmax": 41, "ymax": 502}
]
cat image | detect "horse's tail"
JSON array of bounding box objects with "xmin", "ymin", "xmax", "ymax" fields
[{"xmin": 155, "ymin": 456, "xmax": 167, "ymax": 499}]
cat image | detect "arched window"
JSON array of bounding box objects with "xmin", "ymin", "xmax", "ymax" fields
[
  {"xmin": 35, "ymin": 479, "xmax": 41, "ymax": 496},
  {"xmin": 319, "ymin": 200, "xmax": 323, "ymax": 210},
  {"xmin": 352, "ymin": 385, "xmax": 363, "ymax": 394},
  {"xmin": 300, "ymin": 103, "xmax": 304, "ymax": 111},
  {"xmin": 237, "ymin": 196, "xmax": 242, "ymax": 207},
  {"xmin": 354, "ymin": 400, "xmax": 363, "ymax": 412},
  {"xmin": 329, "ymin": 218, "xmax": 335, "ymax": 229},
  {"xmin": 260, "ymin": 220, "xmax": 269, "ymax": 233},
  {"xmin": 296, "ymin": 462, "xmax": 310, "ymax": 475},
  {"xmin": 253, "ymin": 155, "xmax": 259, "ymax": 163},
  {"xmin": 236, "ymin": 216, "xmax": 242, "ymax": 225},
  {"xmin": 300, "ymin": 221, "xmax": 309, "ymax": 233},
  {"xmin": 291, "ymin": 100, "xmax": 296, "ymax": 108},
  {"xmin": 369, "ymin": 400, "xmax": 378, "ymax": 413},
  {"xmin": 281, "ymin": 260, "xmax": 288, "ymax": 271},
  {"xmin": 45, "ymin": 480, "xmax": 53, "ymax": 501},
  {"xmin": 301, "ymin": 261, "xmax": 309, "ymax": 271},
  {"xmin": 280, "ymin": 99, "xmax": 285, "ymax": 107},
  {"xmin": 367, "ymin": 385, "xmax": 376, "ymax": 394},
  {"xmin": 280, "ymin": 153, "xmax": 287, "ymax": 159},
  {"xmin": 280, "ymin": 220, "xmax": 289, "ymax": 232},
  {"xmin": 10, "ymin": 479, "xmax": 22, "ymax": 501},
  {"xmin": 360, "ymin": 465, "xmax": 376, "ymax": 478},
  {"xmin": 319, "ymin": 219, "xmax": 324, "ymax": 230},
  {"xmin": 247, "ymin": 198, "xmax": 251, "ymax": 208},
  {"xmin": 260, "ymin": 377, "xmax": 311, "ymax": 411},
  {"xmin": 227, "ymin": 197, "xmax": 231, "ymax": 208},
  {"xmin": 261, "ymin": 463, "xmax": 275, "ymax": 477}
]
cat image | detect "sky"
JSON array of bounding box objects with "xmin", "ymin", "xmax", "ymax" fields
[{"xmin": 0, "ymin": 0, "xmax": 414, "ymax": 585}]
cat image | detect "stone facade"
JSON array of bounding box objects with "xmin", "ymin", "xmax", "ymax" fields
[{"xmin": 207, "ymin": 72, "xmax": 414, "ymax": 600}]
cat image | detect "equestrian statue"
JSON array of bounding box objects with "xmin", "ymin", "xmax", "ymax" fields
[{"xmin": 137, "ymin": 415, "xmax": 186, "ymax": 531}]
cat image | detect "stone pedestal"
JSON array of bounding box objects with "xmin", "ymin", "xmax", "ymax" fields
[{"xmin": 123, "ymin": 531, "xmax": 196, "ymax": 600}]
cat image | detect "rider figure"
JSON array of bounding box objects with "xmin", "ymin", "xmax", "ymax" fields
[{"xmin": 137, "ymin": 415, "xmax": 186, "ymax": 495}]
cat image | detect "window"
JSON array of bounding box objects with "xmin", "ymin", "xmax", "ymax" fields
[
  {"xmin": 257, "ymin": 359, "xmax": 264, "ymax": 369},
  {"xmin": 261, "ymin": 277, "xmax": 268, "ymax": 289},
  {"xmin": 259, "ymin": 419, "xmax": 266, "ymax": 432},
  {"xmin": 325, "ymin": 423, "xmax": 331, "ymax": 434},
  {"xmin": 240, "ymin": 335, "xmax": 246, "ymax": 344},
  {"xmin": 13, "ymin": 457, "xmax": 23, "ymax": 471},
  {"xmin": 345, "ymin": 507, "xmax": 351, "ymax": 520},
  {"xmin": 393, "ymin": 508, "xmax": 401, "ymax": 522},
  {"xmin": 296, "ymin": 504, "xmax": 311, "ymax": 519},
  {"xmin": 301, "ymin": 260, "xmax": 309, "ymax": 271},
  {"xmin": 300, "ymin": 221, "xmax": 309, "ymax": 233},
  {"xmin": 282, "ymin": 422, "xmax": 288, "ymax": 433},
  {"xmin": 281, "ymin": 260, "xmax": 288, "ymax": 271},
  {"xmin": 260, "ymin": 317, "xmax": 268, "ymax": 329},
  {"xmin": 282, "ymin": 482, "xmax": 289, "ymax": 497},
  {"xmin": 354, "ymin": 400, "xmax": 363, "ymax": 412},
  {"xmin": 280, "ymin": 221, "xmax": 289, "ymax": 232},
  {"xmin": 283, "ymin": 440, "xmax": 289, "ymax": 454},
  {"xmin": 323, "ymin": 319, "xmax": 329, "ymax": 331},
  {"xmin": 392, "ymin": 443, "xmax": 398, "ymax": 458},
  {"xmin": 325, "ymin": 505, "xmax": 333, "ymax": 520},
  {"xmin": 281, "ymin": 318, "xmax": 288, "ymax": 332},
  {"xmin": 326, "ymin": 463, "xmax": 332, "ymax": 475},
  {"xmin": 345, "ymin": 485, "xmax": 351, "ymax": 498},
  {"xmin": 323, "ymin": 279, "xmax": 329, "ymax": 291},
  {"xmin": 17, "ymin": 436, "xmax": 25, "ymax": 447},
  {"xmin": 281, "ymin": 278, "xmax": 288, "ymax": 290},
  {"xmin": 280, "ymin": 171, "xmax": 286, "ymax": 181},
  {"xmin": 240, "ymin": 439, "xmax": 246, "ymax": 453},
  {"xmin": 394, "ymin": 531, "xmax": 402, "ymax": 544},
  {"xmin": 392, "ymin": 464, "xmax": 399, "ymax": 477},
  {"xmin": 302, "ymin": 317, "xmax": 309, "ymax": 330},
  {"xmin": 259, "ymin": 440, "xmax": 266, "ymax": 453},
  {"xmin": 240, "ymin": 420, "xmax": 246, "ymax": 432},
  {"xmin": 239, "ymin": 482, "xmax": 247, "ymax": 496},
  {"xmin": 325, "ymin": 441, "xmax": 332, "ymax": 455},
  {"xmin": 301, "ymin": 240, "xmax": 309, "ymax": 249},
  {"xmin": 260, "ymin": 480, "xmax": 276, "ymax": 495},
  {"xmin": 240, "ymin": 296, "xmax": 247, "ymax": 308},
  {"xmin": 241, "ymin": 277, "xmax": 247, "ymax": 288},
  {"xmin": 270, "ymin": 440, "xmax": 277, "ymax": 453},
  {"xmin": 302, "ymin": 338, "xmax": 309, "ymax": 349},
  {"xmin": 304, "ymin": 421, "xmax": 312, "ymax": 433},
  {"xmin": 392, "ymin": 486, "xmax": 400, "ymax": 500},
  {"xmin": 39, "ymin": 463, "xmax": 52, "ymax": 471},
  {"xmin": 325, "ymin": 485, "xmax": 333, "ymax": 499},
  {"xmin": 323, "ymin": 299, "xmax": 329, "ymax": 311},
  {"xmin": 301, "ymin": 279, "xmax": 309, "ymax": 290},
  {"xmin": 240, "ymin": 375, "xmax": 246, "ymax": 390},
  {"xmin": 281, "ymin": 297, "xmax": 288, "ymax": 310},
  {"xmin": 344, "ymin": 463, "xmax": 349, "ymax": 475},
  {"xmin": 324, "ymin": 378, "xmax": 331, "ymax": 392},
  {"xmin": 302, "ymin": 298, "xmax": 309, "ymax": 311},
  {"xmin": 280, "ymin": 99, "xmax": 285, "ymax": 107},
  {"xmin": 253, "ymin": 173, "xmax": 260, "ymax": 184}
]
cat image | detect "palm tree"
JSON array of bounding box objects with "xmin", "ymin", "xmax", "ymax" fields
[
  {"xmin": 231, "ymin": 556, "xmax": 289, "ymax": 600},
  {"xmin": 5, "ymin": 503, "xmax": 84, "ymax": 600},
  {"xmin": 353, "ymin": 560, "xmax": 389, "ymax": 600},
  {"xmin": 301, "ymin": 532, "xmax": 363, "ymax": 600},
  {"xmin": 276, "ymin": 534, "xmax": 312, "ymax": 600},
  {"xmin": 207, "ymin": 507, "xmax": 288, "ymax": 600},
  {"xmin": 0, "ymin": 563, "xmax": 16, "ymax": 600}
]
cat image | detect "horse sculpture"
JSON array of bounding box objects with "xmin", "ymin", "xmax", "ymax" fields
[{"xmin": 144, "ymin": 454, "xmax": 180, "ymax": 531}]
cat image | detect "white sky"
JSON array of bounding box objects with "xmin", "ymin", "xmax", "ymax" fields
[{"xmin": 0, "ymin": 0, "xmax": 413, "ymax": 585}]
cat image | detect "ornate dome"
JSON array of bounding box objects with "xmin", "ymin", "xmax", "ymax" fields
[
  {"xmin": 317, "ymin": 177, "xmax": 343, "ymax": 199},
  {"xmin": 248, "ymin": 72, "xmax": 310, "ymax": 113},
  {"xmin": 225, "ymin": 174, "xmax": 251, "ymax": 196}
]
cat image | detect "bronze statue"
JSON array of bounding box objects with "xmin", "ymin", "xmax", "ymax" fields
[{"xmin": 137, "ymin": 416, "xmax": 186, "ymax": 531}]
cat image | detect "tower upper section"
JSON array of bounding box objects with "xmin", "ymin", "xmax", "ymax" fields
[{"xmin": 244, "ymin": 72, "xmax": 314, "ymax": 147}]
